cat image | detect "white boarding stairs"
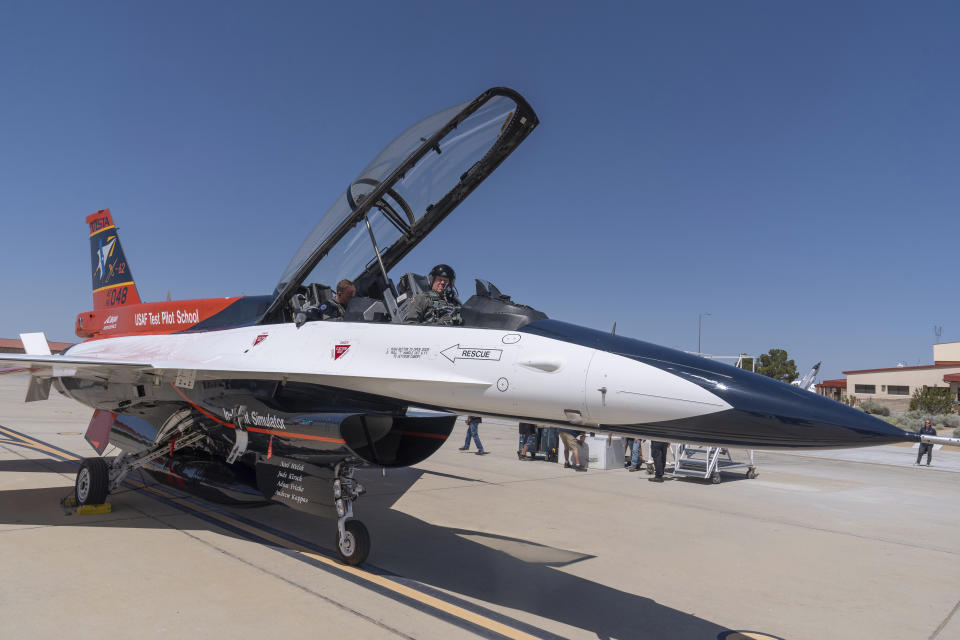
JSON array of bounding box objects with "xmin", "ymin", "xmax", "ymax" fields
[{"xmin": 670, "ymin": 444, "xmax": 758, "ymax": 484}]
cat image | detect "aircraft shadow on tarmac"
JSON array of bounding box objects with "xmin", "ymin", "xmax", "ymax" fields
[
  {"xmin": 0, "ymin": 460, "xmax": 733, "ymax": 640},
  {"xmin": 0, "ymin": 459, "xmax": 80, "ymax": 474}
]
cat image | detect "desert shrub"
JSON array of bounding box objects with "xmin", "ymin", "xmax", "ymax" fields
[
  {"xmin": 954, "ymin": 427, "xmax": 960, "ymax": 438},
  {"xmin": 898, "ymin": 413, "xmax": 957, "ymax": 431},
  {"xmin": 839, "ymin": 394, "xmax": 858, "ymax": 407},
  {"xmin": 908, "ymin": 386, "xmax": 954, "ymax": 414},
  {"xmin": 901, "ymin": 417, "xmax": 925, "ymax": 430},
  {"xmin": 860, "ymin": 401, "xmax": 890, "ymax": 416}
]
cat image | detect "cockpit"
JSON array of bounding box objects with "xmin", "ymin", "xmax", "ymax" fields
[{"xmin": 260, "ymin": 88, "xmax": 545, "ymax": 331}]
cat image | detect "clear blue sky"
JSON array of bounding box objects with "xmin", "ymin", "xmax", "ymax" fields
[{"xmin": 1, "ymin": 1, "xmax": 958, "ymax": 380}]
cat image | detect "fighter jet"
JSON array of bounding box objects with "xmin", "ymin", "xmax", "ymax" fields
[
  {"xmin": 792, "ymin": 361, "xmax": 821, "ymax": 392},
  {"xmin": 0, "ymin": 87, "xmax": 947, "ymax": 566}
]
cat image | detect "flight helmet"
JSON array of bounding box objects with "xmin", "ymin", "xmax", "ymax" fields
[{"xmin": 429, "ymin": 264, "xmax": 456, "ymax": 287}]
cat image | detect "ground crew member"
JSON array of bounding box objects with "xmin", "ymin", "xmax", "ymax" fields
[
  {"xmin": 649, "ymin": 441, "xmax": 669, "ymax": 482},
  {"xmin": 404, "ymin": 264, "xmax": 463, "ymax": 326},
  {"xmin": 916, "ymin": 420, "xmax": 936, "ymax": 466}
]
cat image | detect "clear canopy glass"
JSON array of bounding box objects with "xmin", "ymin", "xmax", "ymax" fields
[{"xmin": 274, "ymin": 91, "xmax": 532, "ymax": 300}]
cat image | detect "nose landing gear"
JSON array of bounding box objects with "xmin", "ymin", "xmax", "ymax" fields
[
  {"xmin": 336, "ymin": 520, "xmax": 370, "ymax": 566},
  {"xmin": 333, "ymin": 463, "xmax": 369, "ymax": 565}
]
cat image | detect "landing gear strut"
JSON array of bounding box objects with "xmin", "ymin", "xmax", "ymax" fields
[
  {"xmin": 333, "ymin": 462, "xmax": 369, "ymax": 565},
  {"xmin": 75, "ymin": 409, "xmax": 206, "ymax": 506}
]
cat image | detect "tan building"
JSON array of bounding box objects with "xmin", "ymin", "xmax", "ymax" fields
[
  {"xmin": 817, "ymin": 379, "xmax": 846, "ymax": 402},
  {"xmin": 829, "ymin": 340, "xmax": 960, "ymax": 412}
]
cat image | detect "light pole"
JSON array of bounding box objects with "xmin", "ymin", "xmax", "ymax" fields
[{"xmin": 698, "ymin": 312, "xmax": 711, "ymax": 354}]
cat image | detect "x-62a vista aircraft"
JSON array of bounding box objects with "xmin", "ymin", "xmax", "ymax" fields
[{"xmin": 1, "ymin": 87, "xmax": 927, "ymax": 565}]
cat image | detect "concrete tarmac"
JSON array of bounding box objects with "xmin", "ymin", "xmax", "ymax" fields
[{"xmin": 1, "ymin": 375, "xmax": 958, "ymax": 640}]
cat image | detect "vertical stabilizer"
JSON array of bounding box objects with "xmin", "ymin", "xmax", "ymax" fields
[{"xmin": 86, "ymin": 209, "xmax": 142, "ymax": 309}]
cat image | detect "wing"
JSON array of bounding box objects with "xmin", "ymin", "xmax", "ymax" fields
[
  {"xmin": 0, "ymin": 353, "xmax": 154, "ymax": 401},
  {"xmin": 0, "ymin": 353, "xmax": 153, "ymax": 377}
]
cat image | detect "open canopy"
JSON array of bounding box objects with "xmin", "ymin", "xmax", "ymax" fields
[{"xmin": 265, "ymin": 87, "xmax": 538, "ymax": 318}]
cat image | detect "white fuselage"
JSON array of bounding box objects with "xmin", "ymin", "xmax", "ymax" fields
[{"xmin": 66, "ymin": 321, "xmax": 732, "ymax": 428}]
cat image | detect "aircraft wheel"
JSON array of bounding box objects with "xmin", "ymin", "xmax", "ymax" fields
[
  {"xmin": 335, "ymin": 520, "xmax": 370, "ymax": 566},
  {"xmin": 76, "ymin": 458, "xmax": 109, "ymax": 505},
  {"xmin": 746, "ymin": 468, "xmax": 758, "ymax": 479},
  {"xmin": 710, "ymin": 471, "xmax": 721, "ymax": 485}
]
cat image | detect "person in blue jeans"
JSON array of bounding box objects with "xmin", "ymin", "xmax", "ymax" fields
[
  {"xmin": 460, "ymin": 416, "xmax": 487, "ymax": 455},
  {"xmin": 518, "ymin": 422, "xmax": 538, "ymax": 459},
  {"xmin": 628, "ymin": 438, "xmax": 651, "ymax": 473}
]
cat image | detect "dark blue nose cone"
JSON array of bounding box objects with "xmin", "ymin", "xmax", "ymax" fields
[
  {"xmin": 651, "ymin": 371, "xmax": 913, "ymax": 448},
  {"xmin": 522, "ymin": 320, "xmax": 914, "ymax": 449}
]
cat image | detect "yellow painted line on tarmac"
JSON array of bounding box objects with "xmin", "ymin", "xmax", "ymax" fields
[
  {"xmin": 127, "ymin": 478, "xmax": 541, "ymax": 640},
  {"xmin": 132, "ymin": 480, "xmax": 295, "ymax": 546},
  {"xmin": 0, "ymin": 426, "xmax": 81, "ymax": 460},
  {"xmin": 2, "ymin": 428, "xmax": 544, "ymax": 640},
  {"xmin": 298, "ymin": 549, "xmax": 541, "ymax": 640}
]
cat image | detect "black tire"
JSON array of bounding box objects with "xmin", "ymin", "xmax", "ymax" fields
[
  {"xmin": 746, "ymin": 468, "xmax": 759, "ymax": 479},
  {"xmin": 76, "ymin": 458, "xmax": 109, "ymax": 505},
  {"xmin": 711, "ymin": 471, "xmax": 721, "ymax": 484},
  {"xmin": 335, "ymin": 520, "xmax": 370, "ymax": 566}
]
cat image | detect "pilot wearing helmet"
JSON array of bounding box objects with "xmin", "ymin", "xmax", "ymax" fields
[{"xmin": 404, "ymin": 264, "xmax": 463, "ymax": 326}]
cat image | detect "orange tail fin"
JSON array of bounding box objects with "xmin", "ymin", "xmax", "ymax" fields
[{"xmin": 86, "ymin": 209, "xmax": 142, "ymax": 309}]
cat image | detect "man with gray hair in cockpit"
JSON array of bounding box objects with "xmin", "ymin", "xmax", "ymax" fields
[{"xmin": 404, "ymin": 264, "xmax": 462, "ymax": 326}]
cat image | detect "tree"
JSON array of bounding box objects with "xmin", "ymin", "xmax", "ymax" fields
[
  {"xmin": 736, "ymin": 353, "xmax": 755, "ymax": 371},
  {"xmin": 755, "ymin": 348, "xmax": 798, "ymax": 383},
  {"xmin": 908, "ymin": 386, "xmax": 954, "ymax": 414}
]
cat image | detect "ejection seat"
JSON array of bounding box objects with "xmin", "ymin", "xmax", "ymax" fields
[
  {"xmin": 291, "ymin": 283, "xmax": 337, "ymax": 327},
  {"xmin": 394, "ymin": 273, "xmax": 430, "ymax": 321}
]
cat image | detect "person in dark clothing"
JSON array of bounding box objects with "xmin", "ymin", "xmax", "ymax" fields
[
  {"xmin": 459, "ymin": 416, "xmax": 487, "ymax": 455},
  {"xmin": 648, "ymin": 441, "xmax": 669, "ymax": 482},
  {"xmin": 916, "ymin": 420, "xmax": 936, "ymax": 466}
]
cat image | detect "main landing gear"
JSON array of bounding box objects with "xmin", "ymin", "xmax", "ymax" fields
[
  {"xmin": 75, "ymin": 458, "xmax": 110, "ymax": 505},
  {"xmin": 74, "ymin": 410, "xmax": 206, "ymax": 506},
  {"xmin": 333, "ymin": 462, "xmax": 369, "ymax": 566}
]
